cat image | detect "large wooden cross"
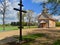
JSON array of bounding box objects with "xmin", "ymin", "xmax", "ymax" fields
[{"xmin": 13, "ymin": 0, "xmax": 26, "ymax": 42}]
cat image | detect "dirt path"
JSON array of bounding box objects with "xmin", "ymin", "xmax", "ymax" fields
[
  {"xmin": 0, "ymin": 28, "xmax": 38, "ymax": 40},
  {"xmin": 0, "ymin": 27, "xmax": 60, "ymax": 40}
]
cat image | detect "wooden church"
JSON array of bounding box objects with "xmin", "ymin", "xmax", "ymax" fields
[{"xmin": 38, "ymin": 6, "xmax": 56, "ymax": 28}]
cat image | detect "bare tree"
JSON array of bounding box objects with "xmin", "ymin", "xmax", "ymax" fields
[
  {"xmin": 39, "ymin": 1, "xmax": 60, "ymax": 16},
  {"xmin": 34, "ymin": 16, "xmax": 38, "ymax": 26},
  {"xmin": 49, "ymin": 0, "xmax": 60, "ymax": 15},
  {"xmin": 17, "ymin": 12, "xmax": 26, "ymax": 22},
  {"xmin": 0, "ymin": 0, "xmax": 9, "ymax": 30},
  {"xmin": 26, "ymin": 10, "xmax": 34, "ymax": 28},
  {"xmin": 42, "ymin": 0, "xmax": 60, "ymax": 15}
]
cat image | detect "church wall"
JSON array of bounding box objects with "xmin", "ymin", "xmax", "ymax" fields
[{"xmin": 49, "ymin": 20, "xmax": 56, "ymax": 27}]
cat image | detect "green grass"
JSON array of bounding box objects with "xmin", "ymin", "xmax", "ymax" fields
[
  {"xmin": 0, "ymin": 26, "xmax": 18, "ymax": 31},
  {"xmin": 23, "ymin": 33, "xmax": 45, "ymax": 39},
  {"xmin": 23, "ymin": 26, "xmax": 37, "ymax": 29},
  {"xmin": 0, "ymin": 26, "xmax": 37, "ymax": 31},
  {"xmin": 14, "ymin": 33, "xmax": 45, "ymax": 40},
  {"xmin": 53, "ymin": 40, "xmax": 60, "ymax": 45},
  {"xmin": 20, "ymin": 33, "xmax": 45, "ymax": 45}
]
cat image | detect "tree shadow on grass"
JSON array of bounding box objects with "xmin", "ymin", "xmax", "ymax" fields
[
  {"xmin": 0, "ymin": 33, "xmax": 47, "ymax": 45},
  {"xmin": 0, "ymin": 35, "xmax": 18, "ymax": 45},
  {"xmin": 0, "ymin": 35, "xmax": 35, "ymax": 45}
]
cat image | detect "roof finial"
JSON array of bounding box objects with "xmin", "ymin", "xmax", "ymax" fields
[
  {"xmin": 42, "ymin": 2, "xmax": 48, "ymax": 13},
  {"xmin": 43, "ymin": 2, "xmax": 46, "ymax": 9}
]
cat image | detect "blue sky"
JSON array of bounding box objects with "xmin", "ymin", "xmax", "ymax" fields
[
  {"xmin": 23, "ymin": 0, "xmax": 43, "ymax": 14},
  {"xmin": 0, "ymin": 0, "xmax": 60, "ymax": 24}
]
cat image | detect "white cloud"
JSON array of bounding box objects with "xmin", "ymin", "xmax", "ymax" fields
[
  {"xmin": 53, "ymin": 15, "xmax": 60, "ymax": 21},
  {"xmin": 0, "ymin": 0, "xmax": 19, "ymax": 24},
  {"xmin": 32, "ymin": 0, "xmax": 48, "ymax": 3}
]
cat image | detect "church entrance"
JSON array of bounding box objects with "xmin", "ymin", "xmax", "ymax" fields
[{"xmin": 40, "ymin": 23, "xmax": 46, "ymax": 28}]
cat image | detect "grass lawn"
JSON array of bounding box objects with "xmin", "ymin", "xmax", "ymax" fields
[
  {"xmin": 23, "ymin": 26, "xmax": 37, "ymax": 29},
  {"xmin": 23, "ymin": 33, "xmax": 45, "ymax": 39},
  {"xmin": 0, "ymin": 26, "xmax": 37, "ymax": 31},
  {"xmin": 0, "ymin": 26, "xmax": 18, "ymax": 31}
]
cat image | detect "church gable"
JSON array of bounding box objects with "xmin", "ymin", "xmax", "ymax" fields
[
  {"xmin": 38, "ymin": 14, "xmax": 49, "ymax": 19},
  {"xmin": 38, "ymin": 7, "xmax": 52, "ymax": 19},
  {"xmin": 38, "ymin": 8, "xmax": 55, "ymax": 20}
]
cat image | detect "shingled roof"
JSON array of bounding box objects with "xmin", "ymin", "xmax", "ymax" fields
[{"xmin": 38, "ymin": 8, "xmax": 56, "ymax": 21}]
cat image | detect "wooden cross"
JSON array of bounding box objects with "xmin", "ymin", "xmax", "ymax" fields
[{"xmin": 13, "ymin": 0, "xmax": 26, "ymax": 42}]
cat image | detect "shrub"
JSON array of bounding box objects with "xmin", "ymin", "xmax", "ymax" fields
[
  {"xmin": 53, "ymin": 40, "xmax": 60, "ymax": 45},
  {"xmin": 56, "ymin": 22, "xmax": 60, "ymax": 27}
]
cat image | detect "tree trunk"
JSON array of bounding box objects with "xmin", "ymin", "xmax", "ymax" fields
[
  {"xmin": 2, "ymin": 0, "xmax": 6, "ymax": 31},
  {"xmin": 3, "ymin": 13, "xmax": 5, "ymax": 31},
  {"xmin": 29, "ymin": 19, "xmax": 30, "ymax": 28}
]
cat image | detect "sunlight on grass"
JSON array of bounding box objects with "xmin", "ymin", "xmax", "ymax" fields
[
  {"xmin": 20, "ymin": 33, "xmax": 46, "ymax": 45},
  {"xmin": 23, "ymin": 33, "xmax": 45, "ymax": 39}
]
